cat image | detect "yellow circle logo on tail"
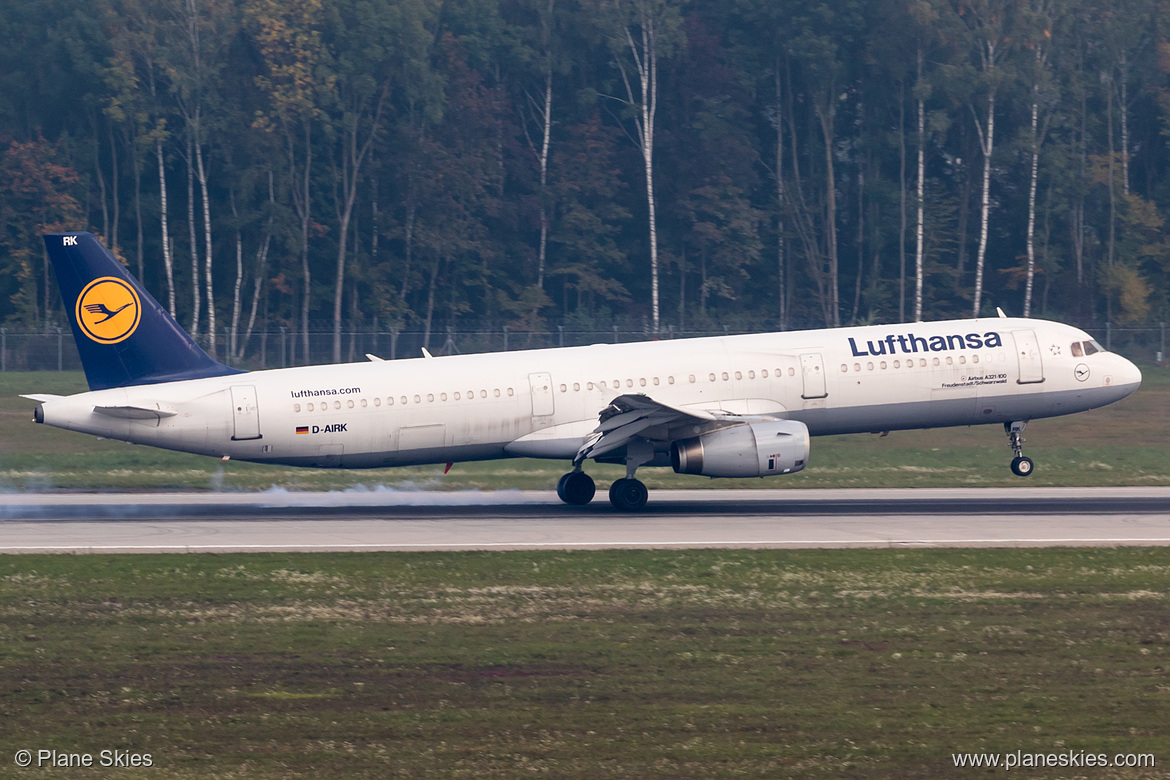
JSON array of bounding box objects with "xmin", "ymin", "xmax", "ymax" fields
[{"xmin": 76, "ymin": 277, "xmax": 141, "ymax": 344}]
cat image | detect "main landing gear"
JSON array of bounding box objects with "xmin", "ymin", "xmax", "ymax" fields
[
  {"xmin": 555, "ymin": 470, "xmax": 650, "ymax": 510},
  {"xmin": 556, "ymin": 469, "xmax": 595, "ymax": 505},
  {"xmin": 1005, "ymin": 420, "xmax": 1035, "ymax": 477}
]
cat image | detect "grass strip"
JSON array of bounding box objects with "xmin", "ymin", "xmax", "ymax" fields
[
  {"xmin": 2, "ymin": 368, "xmax": 1169, "ymax": 491},
  {"xmin": 1, "ymin": 548, "xmax": 1167, "ymax": 778}
]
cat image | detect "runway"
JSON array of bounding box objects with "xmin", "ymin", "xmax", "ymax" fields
[{"xmin": 2, "ymin": 487, "xmax": 1169, "ymax": 552}]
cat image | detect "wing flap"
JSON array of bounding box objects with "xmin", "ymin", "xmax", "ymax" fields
[{"xmin": 575, "ymin": 394, "xmax": 720, "ymax": 465}]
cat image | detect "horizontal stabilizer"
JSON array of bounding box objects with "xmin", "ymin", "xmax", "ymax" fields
[
  {"xmin": 93, "ymin": 404, "xmax": 178, "ymax": 420},
  {"xmin": 20, "ymin": 393, "xmax": 64, "ymax": 403}
]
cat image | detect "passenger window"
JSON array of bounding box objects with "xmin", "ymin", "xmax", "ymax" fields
[
  {"xmin": 945, "ymin": 357, "xmax": 953, "ymax": 365},
  {"xmin": 748, "ymin": 370, "xmax": 755, "ymax": 379},
  {"xmin": 689, "ymin": 374, "xmax": 696, "ymax": 383},
  {"xmin": 361, "ymin": 399, "xmax": 367, "ymax": 408},
  {"xmin": 454, "ymin": 392, "xmax": 461, "ymax": 401},
  {"xmin": 334, "ymin": 401, "xmax": 341, "ymax": 410},
  {"xmin": 494, "ymin": 389, "xmax": 501, "ymax": 398},
  {"xmin": 972, "ymin": 355, "xmax": 979, "ymax": 364},
  {"xmin": 853, "ymin": 363, "xmax": 861, "ymax": 372},
  {"xmin": 479, "ymin": 390, "xmax": 487, "ymax": 398},
  {"xmin": 560, "ymin": 384, "xmax": 567, "ymax": 393},
  {"xmin": 375, "ymin": 397, "xmax": 381, "ymax": 407},
  {"xmin": 348, "ymin": 399, "xmax": 355, "ymax": 408},
  {"xmin": 426, "ymin": 394, "xmax": 434, "ymax": 402},
  {"xmin": 931, "ymin": 358, "xmax": 940, "ymax": 367},
  {"xmin": 709, "ymin": 373, "xmax": 716, "ymax": 382},
  {"xmin": 1071, "ymin": 342, "xmax": 1083, "ymax": 357},
  {"xmin": 600, "ymin": 381, "xmax": 608, "ymax": 389},
  {"xmin": 893, "ymin": 360, "xmax": 900, "ymax": 369},
  {"xmin": 401, "ymin": 396, "xmax": 407, "ymax": 405},
  {"xmin": 573, "ymin": 383, "xmax": 581, "ymax": 391},
  {"xmin": 722, "ymin": 372, "xmax": 729, "ymax": 381},
  {"xmin": 652, "ymin": 377, "xmax": 660, "ymax": 386},
  {"xmin": 788, "ymin": 368, "xmax": 796, "ymax": 376},
  {"xmin": 294, "ymin": 403, "xmax": 301, "ymax": 412},
  {"xmin": 668, "ymin": 376, "xmax": 674, "ymax": 385},
  {"xmin": 639, "ymin": 378, "xmax": 647, "ymax": 387},
  {"xmin": 762, "ymin": 369, "xmax": 769, "ymax": 378},
  {"xmin": 841, "ymin": 364, "xmax": 849, "ymax": 373},
  {"xmin": 587, "ymin": 382, "xmax": 595, "ymax": 390},
  {"xmin": 880, "ymin": 361, "xmax": 887, "ymax": 370},
  {"xmin": 866, "ymin": 362, "xmax": 874, "ymax": 371},
  {"xmin": 735, "ymin": 371, "xmax": 742, "ymax": 380},
  {"xmin": 507, "ymin": 388, "xmax": 514, "ymax": 396},
  {"xmin": 413, "ymin": 395, "xmax": 421, "ymax": 404}
]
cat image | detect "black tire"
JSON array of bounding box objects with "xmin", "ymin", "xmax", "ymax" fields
[
  {"xmin": 608, "ymin": 478, "xmax": 648, "ymax": 511},
  {"xmin": 558, "ymin": 471, "xmax": 595, "ymax": 505},
  {"xmin": 1010, "ymin": 456, "xmax": 1035, "ymax": 477}
]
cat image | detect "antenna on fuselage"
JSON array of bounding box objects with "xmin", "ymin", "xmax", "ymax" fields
[{"xmin": 996, "ymin": 307, "xmax": 1007, "ymax": 318}]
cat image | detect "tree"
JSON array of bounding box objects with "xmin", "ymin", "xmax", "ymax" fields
[{"xmin": 603, "ymin": 0, "xmax": 684, "ymax": 333}]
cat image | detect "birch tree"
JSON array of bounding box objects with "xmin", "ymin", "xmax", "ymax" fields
[
  {"xmin": 605, "ymin": 0, "xmax": 683, "ymax": 334},
  {"xmin": 952, "ymin": 0, "xmax": 1013, "ymax": 318}
]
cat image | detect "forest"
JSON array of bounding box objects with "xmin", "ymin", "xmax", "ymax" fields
[{"xmin": 2, "ymin": 0, "xmax": 1169, "ymax": 365}]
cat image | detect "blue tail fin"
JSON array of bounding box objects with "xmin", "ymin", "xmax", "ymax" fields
[{"xmin": 44, "ymin": 232, "xmax": 241, "ymax": 391}]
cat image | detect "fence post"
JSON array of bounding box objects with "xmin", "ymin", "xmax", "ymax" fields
[
  {"xmin": 1106, "ymin": 321, "xmax": 1112, "ymax": 352},
  {"xmin": 56, "ymin": 326, "xmax": 63, "ymax": 371},
  {"xmin": 390, "ymin": 327, "xmax": 399, "ymax": 360},
  {"xmin": 558, "ymin": 324, "xmax": 563, "ymax": 348},
  {"xmin": 1, "ymin": 327, "xmax": 5, "ymax": 372},
  {"xmin": 1161, "ymin": 322, "xmax": 1166, "ymax": 364},
  {"xmin": 613, "ymin": 325, "xmax": 619, "ymax": 344},
  {"xmin": 503, "ymin": 325, "xmax": 509, "ymax": 351},
  {"xmin": 280, "ymin": 326, "xmax": 287, "ymax": 368}
]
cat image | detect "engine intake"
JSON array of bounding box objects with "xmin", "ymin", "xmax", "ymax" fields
[{"xmin": 671, "ymin": 420, "xmax": 809, "ymax": 478}]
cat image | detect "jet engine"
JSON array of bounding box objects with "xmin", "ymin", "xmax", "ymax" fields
[{"xmin": 670, "ymin": 420, "xmax": 809, "ymax": 478}]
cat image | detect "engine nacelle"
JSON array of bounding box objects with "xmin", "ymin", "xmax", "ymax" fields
[{"xmin": 671, "ymin": 420, "xmax": 810, "ymax": 478}]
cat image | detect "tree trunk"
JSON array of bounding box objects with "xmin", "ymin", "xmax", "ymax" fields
[
  {"xmin": 972, "ymin": 90, "xmax": 995, "ymax": 318},
  {"xmin": 815, "ymin": 99, "xmax": 840, "ymax": 327},
  {"xmin": 899, "ymin": 78, "xmax": 907, "ymax": 322},
  {"xmin": 157, "ymin": 139, "xmax": 176, "ymax": 316},
  {"xmin": 537, "ymin": 50, "xmax": 552, "ymax": 292},
  {"xmin": 187, "ymin": 132, "xmax": 201, "ymax": 339},
  {"xmin": 132, "ymin": 127, "xmax": 144, "ymax": 281},
  {"xmin": 195, "ymin": 126, "xmax": 215, "ymax": 357},
  {"xmin": 915, "ymin": 48, "xmax": 925, "ymax": 322},
  {"xmin": 775, "ymin": 59, "xmax": 787, "ymax": 330}
]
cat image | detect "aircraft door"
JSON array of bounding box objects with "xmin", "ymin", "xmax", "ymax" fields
[
  {"xmin": 229, "ymin": 385, "xmax": 262, "ymax": 440},
  {"xmin": 1011, "ymin": 330, "xmax": 1045, "ymax": 384},
  {"xmin": 529, "ymin": 372, "xmax": 555, "ymax": 417},
  {"xmin": 799, "ymin": 353, "xmax": 828, "ymax": 399}
]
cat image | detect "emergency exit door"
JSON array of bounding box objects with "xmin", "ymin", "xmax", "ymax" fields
[
  {"xmin": 1011, "ymin": 330, "xmax": 1045, "ymax": 384},
  {"xmin": 799, "ymin": 353, "xmax": 828, "ymax": 399},
  {"xmin": 230, "ymin": 385, "xmax": 262, "ymax": 440}
]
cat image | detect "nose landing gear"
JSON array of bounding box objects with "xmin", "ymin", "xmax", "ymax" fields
[{"xmin": 1006, "ymin": 421, "xmax": 1034, "ymax": 477}]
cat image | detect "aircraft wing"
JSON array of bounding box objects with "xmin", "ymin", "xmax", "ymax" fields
[{"xmin": 573, "ymin": 394, "xmax": 724, "ymax": 464}]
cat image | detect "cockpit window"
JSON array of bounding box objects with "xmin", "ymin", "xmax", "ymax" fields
[
  {"xmin": 1071, "ymin": 341, "xmax": 1083, "ymax": 357},
  {"xmin": 1084, "ymin": 339, "xmax": 1101, "ymax": 355}
]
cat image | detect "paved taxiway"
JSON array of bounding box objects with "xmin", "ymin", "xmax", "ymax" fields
[{"xmin": 2, "ymin": 487, "xmax": 1169, "ymax": 552}]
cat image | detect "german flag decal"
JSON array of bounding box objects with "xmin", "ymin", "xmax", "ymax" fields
[{"xmin": 296, "ymin": 426, "xmax": 309, "ymax": 435}]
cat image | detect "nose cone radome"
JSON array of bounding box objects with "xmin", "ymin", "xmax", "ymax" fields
[{"xmin": 1113, "ymin": 355, "xmax": 1142, "ymax": 398}]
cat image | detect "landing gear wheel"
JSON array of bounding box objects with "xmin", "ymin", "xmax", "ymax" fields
[
  {"xmin": 608, "ymin": 478, "xmax": 649, "ymax": 511},
  {"xmin": 556, "ymin": 471, "xmax": 595, "ymax": 505},
  {"xmin": 1010, "ymin": 456, "xmax": 1034, "ymax": 477}
]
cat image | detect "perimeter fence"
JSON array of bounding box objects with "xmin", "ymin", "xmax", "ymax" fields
[{"xmin": 1, "ymin": 320, "xmax": 1167, "ymax": 373}]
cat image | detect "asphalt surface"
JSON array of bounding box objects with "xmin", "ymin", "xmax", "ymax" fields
[{"xmin": 2, "ymin": 487, "xmax": 1168, "ymax": 552}]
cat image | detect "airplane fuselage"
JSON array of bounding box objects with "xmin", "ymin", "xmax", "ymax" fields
[{"xmin": 34, "ymin": 317, "xmax": 1141, "ymax": 471}]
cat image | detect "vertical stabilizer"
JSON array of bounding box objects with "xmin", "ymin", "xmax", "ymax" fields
[{"xmin": 44, "ymin": 232, "xmax": 241, "ymax": 390}]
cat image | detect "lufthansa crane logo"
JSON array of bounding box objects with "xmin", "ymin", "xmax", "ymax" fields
[{"xmin": 75, "ymin": 277, "xmax": 141, "ymax": 344}]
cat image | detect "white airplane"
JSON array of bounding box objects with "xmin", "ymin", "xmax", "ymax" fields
[{"xmin": 25, "ymin": 232, "xmax": 1142, "ymax": 510}]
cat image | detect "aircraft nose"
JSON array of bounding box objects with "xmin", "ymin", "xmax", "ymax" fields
[{"xmin": 1114, "ymin": 355, "xmax": 1142, "ymax": 394}]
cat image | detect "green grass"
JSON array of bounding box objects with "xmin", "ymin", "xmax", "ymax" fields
[
  {"xmin": 1, "ymin": 549, "xmax": 1167, "ymax": 778},
  {"xmin": 2, "ymin": 368, "xmax": 1168, "ymax": 491}
]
